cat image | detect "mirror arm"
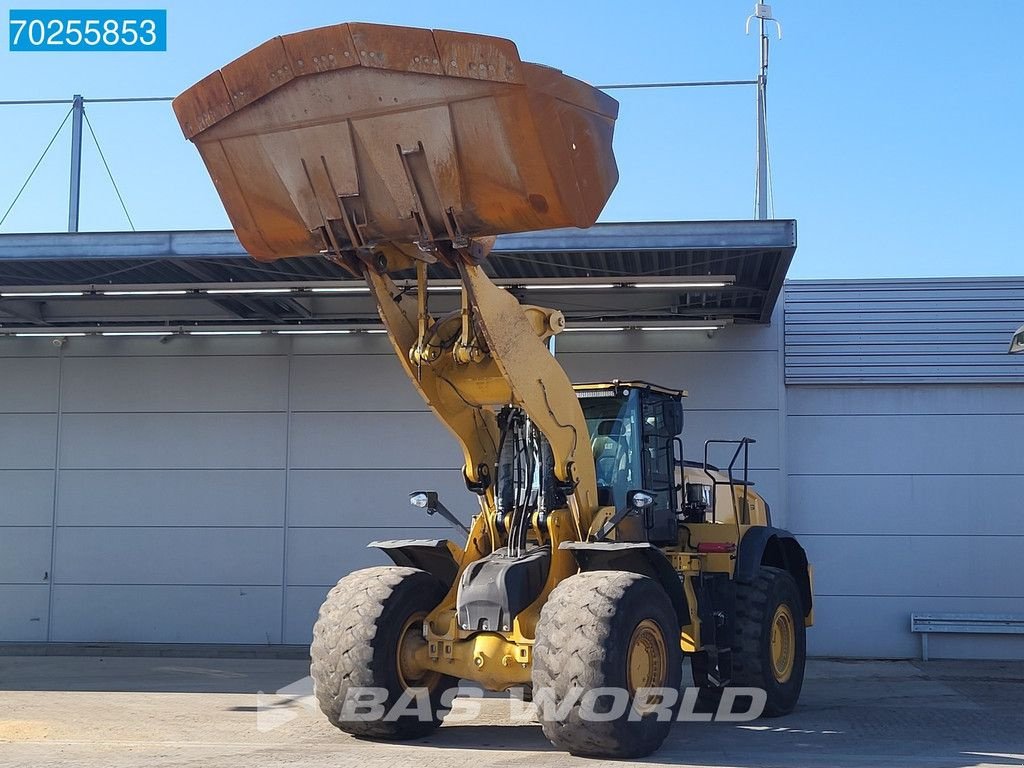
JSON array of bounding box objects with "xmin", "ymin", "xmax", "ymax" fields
[
  {"xmin": 595, "ymin": 506, "xmax": 633, "ymax": 541},
  {"xmin": 595, "ymin": 489, "xmax": 655, "ymax": 541}
]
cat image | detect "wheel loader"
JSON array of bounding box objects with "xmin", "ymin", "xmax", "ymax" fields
[{"xmin": 174, "ymin": 22, "xmax": 813, "ymax": 758}]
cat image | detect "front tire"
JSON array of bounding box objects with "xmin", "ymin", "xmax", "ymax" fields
[
  {"xmin": 310, "ymin": 566, "xmax": 456, "ymax": 740},
  {"xmin": 533, "ymin": 571, "xmax": 682, "ymax": 758}
]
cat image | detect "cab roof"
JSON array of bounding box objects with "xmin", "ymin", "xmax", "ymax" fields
[{"xmin": 573, "ymin": 380, "xmax": 687, "ymax": 398}]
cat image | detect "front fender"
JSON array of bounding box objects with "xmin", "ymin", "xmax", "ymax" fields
[
  {"xmin": 369, "ymin": 539, "xmax": 461, "ymax": 586},
  {"xmin": 559, "ymin": 541, "xmax": 687, "ymax": 626}
]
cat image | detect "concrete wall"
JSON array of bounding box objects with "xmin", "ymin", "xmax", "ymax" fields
[{"xmin": 0, "ymin": 314, "xmax": 783, "ymax": 647}]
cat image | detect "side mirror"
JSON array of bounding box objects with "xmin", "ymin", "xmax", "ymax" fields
[
  {"xmin": 409, "ymin": 490, "xmax": 469, "ymax": 535},
  {"xmin": 685, "ymin": 483, "xmax": 712, "ymax": 510},
  {"xmin": 664, "ymin": 401, "xmax": 683, "ymax": 435},
  {"xmin": 683, "ymin": 482, "xmax": 713, "ymax": 522},
  {"xmin": 643, "ymin": 400, "xmax": 684, "ymax": 437}
]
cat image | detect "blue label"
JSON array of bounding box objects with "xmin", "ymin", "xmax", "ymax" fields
[{"xmin": 9, "ymin": 9, "xmax": 166, "ymax": 52}]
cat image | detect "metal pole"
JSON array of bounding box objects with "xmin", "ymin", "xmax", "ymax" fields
[
  {"xmin": 68, "ymin": 94, "xmax": 84, "ymax": 232},
  {"xmin": 755, "ymin": 18, "xmax": 769, "ymax": 220},
  {"xmin": 748, "ymin": 4, "xmax": 780, "ymax": 220}
]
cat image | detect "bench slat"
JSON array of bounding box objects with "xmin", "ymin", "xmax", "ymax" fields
[
  {"xmin": 910, "ymin": 612, "xmax": 1024, "ymax": 660},
  {"xmin": 913, "ymin": 622, "xmax": 1024, "ymax": 634},
  {"xmin": 912, "ymin": 613, "xmax": 1024, "ymax": 624}
]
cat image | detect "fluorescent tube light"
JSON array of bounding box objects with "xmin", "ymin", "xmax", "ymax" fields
[
  {"xmin": 524, "ymin": 284, "xmax": 616, "ymax": 290},
  {"xmin": 639, "ymin": 325, "xmax": 724, "ymax": 332},
  {"xmin": 204, "ymin": 288, "xmax": 293, "ymax": 295},
  {"xmin": 101, "ymin": 290, "xmax": 189, "ymax": 296},
  {"xmin": 633, "ymin": 282, "xmax": 729, "ymax": 289},
  {"xmin": 187, "ymin": 330, "xmax": 263, "ymax": 336},
  {"xmin": 13, "ymin": 331, "xmax": 87, "ymax": 337},
  {"xmin": 2, "ymin": 291, "xmax": 84, "ymax": 298},
  {"xmin": 276, "ymin": 329, "xmax": 352, "ymax": 335}
]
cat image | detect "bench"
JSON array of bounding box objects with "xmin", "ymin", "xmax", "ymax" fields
[{"xmin": 910, "ymin": 613, "xmax": 1024, "ymax": 661}]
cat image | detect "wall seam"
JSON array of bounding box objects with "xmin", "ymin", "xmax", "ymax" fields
[
  {"xmin": 776, "ymin": 289, "xmax": 790, "ymax": 528},
  {"xmin": 44, "ymin": 347, "xmax": 64, "ymax": 641},
  {"xmin": 279, "ymin": 341, "xmax": 294, "ymax": 645}
]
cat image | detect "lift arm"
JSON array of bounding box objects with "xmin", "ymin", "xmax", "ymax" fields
[{"xmin": 365, "ymin": 261, "xmax": 598, "ymax": 528}]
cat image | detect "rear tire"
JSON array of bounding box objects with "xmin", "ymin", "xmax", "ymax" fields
[
  {"xmin": 310, "ymin": 566, "xmax": 456, "ymax": 740},
  {"xmin": 690, "ymin": 567, "xmax": 806, "ymax": 717},
  {"xmin": 533, "ymin": 571, "xmax": 682, "ymax": 758},
  {"xmin": 732, "ymin": 566, "xmax": 806, "ymax": 717}
]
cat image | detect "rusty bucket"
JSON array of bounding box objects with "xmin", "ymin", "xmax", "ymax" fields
[{"xmin": 173, "ymin": 22, "xmax": 619, "ymax": 269}]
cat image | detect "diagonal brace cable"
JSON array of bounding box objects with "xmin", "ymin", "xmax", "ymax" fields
[
  {"xmin": 83, "ymin": 109, "xmax": 135, "ymax": 231},
  {"xmin": 0, "ymin": 106, "xmax": 74, "ymax": 229}
]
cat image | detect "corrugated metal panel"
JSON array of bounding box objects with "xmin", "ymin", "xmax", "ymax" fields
[{"xmin": 784, "ymin": 278, "xmax": 1024, "ymax": 384}]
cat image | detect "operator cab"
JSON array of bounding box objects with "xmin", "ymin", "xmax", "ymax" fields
[{"xmin": 575, "ymin": 381, "xmax": 685, "ymax": 545}]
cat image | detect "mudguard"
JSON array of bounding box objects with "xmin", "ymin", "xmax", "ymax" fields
[
  {"xmin": 369, "ymin": 539, "xmax": 460, "ymax": 586},
  {"xmin": 560, "ymin": 541, "xmax": 687, "ymax": 626},
  {"xmin": 736, "ymin": 527, "xmax": 813, "ymax": 617}
]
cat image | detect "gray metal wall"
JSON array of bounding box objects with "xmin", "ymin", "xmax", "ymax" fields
[
  {"xmin": 4, "ymin": 278, "xmax": 1023, "ymax": 660},
  {"xmin": 0, "ymin": 316, "xmax": 784, "ymax": 647},
  {"xmin": 784, "ymin": 279, "xmax": 1024, "ymax": 660}
]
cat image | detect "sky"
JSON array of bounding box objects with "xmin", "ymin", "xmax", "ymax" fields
[{"xmin": 0, "ymin": 1, "xmax": 1021, "ymax": 279}]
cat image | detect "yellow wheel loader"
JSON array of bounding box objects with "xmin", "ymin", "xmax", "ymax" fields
[{"xmin": 174, "ymin": 22, "xmax": 813, "ymax": 758}]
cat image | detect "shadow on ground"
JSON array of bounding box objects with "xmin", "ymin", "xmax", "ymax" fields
[{"xmin": 0, "ymin": 655, "xmax": 309, "ymax": 694}]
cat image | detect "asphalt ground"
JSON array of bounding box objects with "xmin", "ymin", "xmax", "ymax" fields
[{"xmin": 0, "ymin": 656, "xmax": 1022, "ymax": 768}]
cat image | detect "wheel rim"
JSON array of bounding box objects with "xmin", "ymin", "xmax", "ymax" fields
[
  {"xmin": 396, "ymin": 611, "xmax": 440, "ymax": 691},
  {"xmin": 627, "ymin": 619, "xmax": 668, "ymax": 712},
  {"xmin": 770, "ymin": 604, "xmax": 796, "ymax": 684}
]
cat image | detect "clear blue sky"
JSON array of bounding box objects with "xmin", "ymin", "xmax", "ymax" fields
[{"xmin": 0, "ymin": 1, "xmax": 1020, "ymax": 278}]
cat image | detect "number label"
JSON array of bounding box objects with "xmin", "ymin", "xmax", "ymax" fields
[{"xmin": 9, "ymin": 10, "xmax": 166, "ymax": 52}]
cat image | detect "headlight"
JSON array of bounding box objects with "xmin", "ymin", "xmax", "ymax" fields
[{"xmin": 631, "ymin": 491, "xmax": 654, "ymax": 509}]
